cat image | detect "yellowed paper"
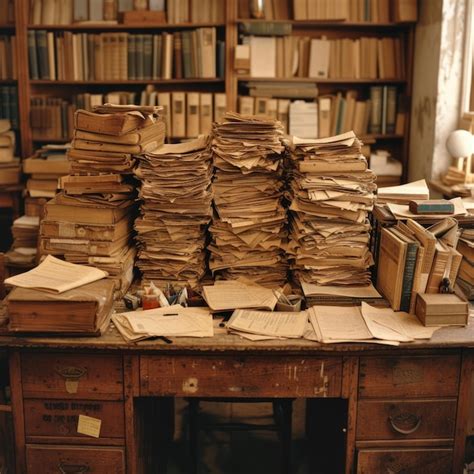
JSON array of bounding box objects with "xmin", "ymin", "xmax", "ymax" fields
[{"xmin": 77, "ymin": 414, "xmax": 102, "ymax": 438}]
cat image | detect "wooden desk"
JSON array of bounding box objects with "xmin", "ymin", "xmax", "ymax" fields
[{"xmin": 1, "ymin": 319, "xmax": 474, "ymax": 474}]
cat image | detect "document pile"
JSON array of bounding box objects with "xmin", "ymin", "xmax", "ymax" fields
[
  {"xmin": 302, "ymin": 281, "xmax": 383, "ymax": 306},
  {"xmin": 308, "ymin": 302, "xmax": 440, "ymax": 346},
  {"xmin": 287, "ymin": 131, "xmax": 376, "ymax": 286},
  {"xmin": 5, "ymin": 256, "xmax": 113, "ymax": 335},
  {"xmin": 202, "ymin": 280, "xmax": 279, "ymax": 312},
  {"xmin": 112, "ymin": 305, "xmax": 214, "ymax": 342},
  {"xmin": 5, "ymin": 216, "xmax": 40, "ymax": 266},
  {"xmin": 209, "ymin": 112, "xmax": 288, "ymax": 287},
  {"xmin": 226, "ymin": 309, "xmax": 308, "ymax": 341},
  {"xmin": 377, "ymin": 179, "xmax": 429, "ymax": 204},
  {"xmin": 134, "ymin": 137, "xmax": 213, "ymax": 289},
  {"xmin": 0, "ymin": 119, "xmax": 20, "ymax": 186},
  {"xmin": 40, "ymin": 105, "xmax": 164, "ymax": 298}
]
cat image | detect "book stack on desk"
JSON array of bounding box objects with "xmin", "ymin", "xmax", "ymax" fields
[
  {"xmin": 287, "ymin": 131, "xmax": 376, "ymax": 287},
  {"xmin": 456, "ymin": 228, "xmax": 474, "ymax": 300},
  {"xmin": 4, "ymin": 216, "xmax": 40, "ymax": 267},
  {"xmin": 39, "ymin": 105, "xmax": 165, "ymax": 298},
  {"xmin": 209, "ymin": 112, "xmax": 287, "ymax": 288},
  {"xmin": 134, "ymin": 136, "xmax": 213, "ymax": 289}
]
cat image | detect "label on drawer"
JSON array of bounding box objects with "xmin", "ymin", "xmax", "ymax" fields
[{"xmin": 77, "ymin": 414, "xmax": 102, "ymax": 438}]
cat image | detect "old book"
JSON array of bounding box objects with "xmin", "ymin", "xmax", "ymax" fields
[
  {"xmin": 425, "ymin": 241, "xmax": 451, "ymax": 293},
  {"xmin": 415, "ymin": 293, "xmax": 468, "ymax": 326},
  {"xmin": 250, "ymin": 36, "xmax": 276, "ymax": 78},
  {"xmin": 72, "ymin": 136, "xmax": 161, "ymax": 154},
  {"xmin": 309, "ymin": 38, "xmax": 330, "ymax": 79},
  {"xmin": 74, "ymin": 109, "xmax": 147, "ymax": 136},
  {"xmin": 214, "ymin": 93, "xmax": 226, "ymax": 123},
  {"xmin": 369, "ymin": 86, "xmax": 382, "ymax": 134},
  {"xmin": 186, "ymin": 92, "xmax": 200, "ymax": 137},
  {"xmin": 158, "ymin": 92, "xmax": 172, "ymax": 136},
  {"xmin": 376, "ymin": 227, "xmax": 408, "ymax": 311},
  {"xmin": 7, "ymin": 278, "xmax": 115, "ymax": 335},
  {"xmin": 171, "ymin": 91, "xmax": 186, "ymax": 137},
  {"xmin": 199, "ymin": 92, "xmax": 213, "ymax": 134}
]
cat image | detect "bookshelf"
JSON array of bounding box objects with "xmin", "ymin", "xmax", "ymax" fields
[{"xmin": 9, "ymin": 0, "xmax": 416, "ymax": 181}]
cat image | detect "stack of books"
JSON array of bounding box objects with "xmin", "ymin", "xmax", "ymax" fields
[
  {"xmin": 28, "ymin": 28, "xmax": 223, "ymax": 81},
  {"xmin": 209, "ymin": 112, "xmax": 288, "ymax": 288},
  {"xmin": 5, "ymin": 216, "xmax": 40, "ymax": 267},
  {"xmin": 287, "ymin": 131, "xmax": 376, "ymax": 286},
  {"xmin": 369, "ymin": 149, "xmax": 402, "ymax": 188},
  {"xmin": 0, "ymin": 85, "xmax": 18, "ymax": 129},
  {"xmin": 134, "ymin": 136, "xmax": 213, "ymax": 289},
  {"xmin": 23, "ymin": 144, "xmax": 71, "ymax": 199},
  {"xmin": 0, "ymin": 119, "xmax": 20, "ymax": 186},
  {"xmin": 40, "ymin": 104, "xmax": 165, "ymax": 298},
  {"xmin": 456, "ymin": 229, "xmax": 474, "ymax": 300}
]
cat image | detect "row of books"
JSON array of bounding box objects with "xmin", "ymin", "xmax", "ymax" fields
[
  {"xmin": 0, "ymin": 0, "xmax": 14, "ymax": 24},
  {"xmin": 28, "ymin": 28, "xmax": 224, "ymax": 81},
  {"xmin": 0, "ymin": 36, "xmax": 16, "ymax": 80},
  {"xmin": 238, "ymin": 86, "xmax": 406, "ymax": 138},
  {"xmin": 245, "ymin": 35, "xmax": 405, "ymax": 80},
  {"xmin": 0, "ymin": 86, "xmax": 18, "ymax": 130},
  {"xmin": 30, "ymin": 91, "xmax": 227, "ymax": 140},
  {"xmin": 29, "ymin": 0, "xmax": 224, "ymax": 25},
  {"xmin": 238, "ymin": 0, "xmax": 417, "ymax": 22}
]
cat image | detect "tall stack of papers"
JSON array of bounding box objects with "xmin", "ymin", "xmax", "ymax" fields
[
  {"xmin": 287, "ymin": 131, "xmax": 376, "ymax": 286},
  {"xmin": 209, "ymin": 112, "xmax": 288, "ymax": 288},
  {"xmin": 40, "ymin": 105, "xmax": 165, "ymax": 298},
  {"xmin": 134, "ymin": 136, "xmax": 213, "ymax": 289}
]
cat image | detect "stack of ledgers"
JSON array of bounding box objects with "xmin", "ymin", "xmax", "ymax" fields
[
  {"xmin": 134, "ymin": 136, "xmax": 213, "ymax": 289},
  {"xmin": 0, "ymin": 119, "xmax": 20, "ymax": 187},
  {"xmin": 39, "ymin": 104, "xmax": 165, "ymax": 298},
  {"xmin": 287, "ymin": 131, "xmax": 376, "ymax": 286},
  {"xmin": 209, "ymin": 112, "xmax": 288, "ymax": 288}
]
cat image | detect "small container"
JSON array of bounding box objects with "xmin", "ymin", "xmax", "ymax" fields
[{"xmin": 142, "ymin": 294, "xmax": 160, "ymax": 310}]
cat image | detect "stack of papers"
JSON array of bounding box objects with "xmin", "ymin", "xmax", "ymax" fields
[
  {"xmin": 377, "ymin": 179, "xmax": 429, "ymax": 204},
  {"xmin": 308, "ymin": 302, "xmax": 440, "ymax": 346},
  {"xmin": 302, "ymin": 281, "xmax": 383, "ymax": 306},
  {"xmin": 134, "ymin": 137, "xmax": 213, "ymax": 289},
  {"xmin": 5, "ymin": 215, "xmax": 40, "ymax": 265},
  {"xmin": 226, "ymin": 309, "xmax": 308, "ymax": 341},
  {"xmin": 287, "ymin": 131, "xmax": 376, "ymax": 286},
  {"xmin": 209, "ymin": 112, "xmax": 288, "ymax": 288},
  {"xmin": 112, "ymin": 305, "xmax": 214, "ymax": 342},
  {"xmin": 202, "ymin": 280, "xmax": 279, "ymax": 312}
]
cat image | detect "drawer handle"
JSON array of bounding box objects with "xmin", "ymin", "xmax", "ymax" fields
[
  {"xmin": 55, "ymin": 366, "xmax": 87, "ymax": 380},
  {"xmin": 388, "ymin": 413, "xmax": 422, "ymax": 435},
  {"xmin": 58, "ymin": 463, "xmax": 89, "ymax": 473}
]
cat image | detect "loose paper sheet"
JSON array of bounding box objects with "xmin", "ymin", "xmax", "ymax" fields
[
  {"xmin": 77, "ymin": 415, "xmax": 102, "ymax": 438},
  {"xmin": 4, "ymin": 255, "xmax": 107, "ymax": 293}
]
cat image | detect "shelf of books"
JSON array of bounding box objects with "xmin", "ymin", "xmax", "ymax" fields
[{"xmin": 6, "ymin": 0, "xmax": 417, "ymax": 187}]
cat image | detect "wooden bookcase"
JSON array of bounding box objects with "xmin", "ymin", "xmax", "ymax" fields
[{"xmin": 10, "ymin": 0, "xmax": 415, "ymax": 181}]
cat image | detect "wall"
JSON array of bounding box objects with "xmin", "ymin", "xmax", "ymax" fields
[{"xmin": 409, "ymin": 0, "xmax": 466, "ymax": 181}]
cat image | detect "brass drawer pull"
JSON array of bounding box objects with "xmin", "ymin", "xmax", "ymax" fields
[
  {"xmin": 58, "ymin": 463, "xmax": 89, "ymax": 473},
  {"xmin": 55, "ymin": 367, "xmax": 87, "ymax": 380},
  {"xmin": 388, "ymin": 413, "xmax": 422, "ymax": 435}
]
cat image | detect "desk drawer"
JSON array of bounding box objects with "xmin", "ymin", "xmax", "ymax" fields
[
  {"xmin": 356, "ymin": 399, "xmax": 456, "ymax": 440},
  {"xmin": 357, "ymin": 448, "xmax": 452, "ymax": 473},
  {"xmin": 24, "ymin": 399, "xmax": 125, "ymax": 442},
  {"xmin": 26, "ymin": 445, "xmax": 125, "ymax": 473},
  {"xmin": 359, "ymin": 355, "xmax": 460, "ymax": 399},
  {"xmin": 21, "ymin": 353, "xmax": 124, "ymax": 400},
  {"xmin": 140, "ymin": 355, "xmax": 342, "ymax": 397}
]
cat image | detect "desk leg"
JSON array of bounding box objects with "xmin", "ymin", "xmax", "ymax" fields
[
  {"xmin": 9, "ymin": 351, "xmax": 26, "ymax": 474},
  {"xmin": 342, "ymin": 357, "xmax": 358, "ymax": 474},
  {"xmin": 453, "ymin": 349, "xmax": 474, "ymax": 473},
  {"xmin": 124, "ymin": 355, "xmax": 140, "ymax": 474}
]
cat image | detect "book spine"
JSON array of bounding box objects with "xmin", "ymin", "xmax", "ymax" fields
[
  {"xmin": 36, "ymin": 30, "xmax": 50, "ymax": 80},
  {"xmin": 136, "ymin": 34, "xmax": 144, "ymax": 81},
  {"xmin": 369, "ymin": 86, "xmax": 382, "ymax": 134},
  {"xmin": 143, "ymin": 34, "xmax": 153, "ymax": 80},
  {"xmin": 9, "ymin": 85, "xmax": 18, "ymax": 129},
  {"xmin": 182, "ymin": 31, "xmax": 191, "ymax": 79},
  {"xmin": 128, "ymin": 35, "xmax": 136, "ymax": 80},
  {"xmin": 28, "ymin": 30, "xmax": 39, "ymax": 80},
  {"xmin": 386, "ymin": 85, "xmax": 397, "ymax": 134},
  {"xmin": 400, "ymin": 243, "xmax": 418, "ymax": 312},
  {"xmin": 240, "ymin": 21, "xmax": 292, "ymax": 36}
]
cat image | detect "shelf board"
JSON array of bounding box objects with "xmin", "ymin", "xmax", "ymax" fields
[
  {"xmin": 238, "ymin": 76, "xmax": 406, "ymax": 84},
  {"xmin": 0, "ymin": 79, "xmax": 17, "ymax": 84},
  {"xmin": 236, "ymin": 18, "xmax": 415, "ymax": 28},
  {"xmin": 30, "ymin": 78, "xmax": 224, "ymax": 85},
  {"xmin": 0, "ymin": 405, "xmax": 12, "ymax": 413},
  {"xmin": 33, "ymin": 138, "xmax": 70, "ymax": 143},
  {"xmin": 361, "ymin": 134, "xmax": 404, "ymax": 140},
  {"xmin": 28, "ymin": 22, "xmax": 225, "ymax": 31},
  {"xmin": 0, "ymin": 24, "xmax": 15, "ymax": 31}
]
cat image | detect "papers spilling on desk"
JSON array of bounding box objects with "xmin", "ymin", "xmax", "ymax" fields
[
  {"xmin": 209, "ymin": 112, "xmax": 288, "ymax": 288},
  {"xmin": 112, "ymin": 305, "xmax": 214, "ymax": 342},
  {"xmin": 287, "ymin": 131, "xmax": 376, "ymax": 287},
  {"xmin": 134, "ymin": 136, "xmax": 213, "ymax": 289},
  {"xmin": 308, "ymin": 303, "xmax": 440, "ymax": 346},
  {"xmin": 40, "ymin": 105, "xmax": 164, "ymax": 298}
]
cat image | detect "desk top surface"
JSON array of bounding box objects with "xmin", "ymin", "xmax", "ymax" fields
[{"xmin": 1, "ymin": 315, "xmax": 474, "ymax": 355}]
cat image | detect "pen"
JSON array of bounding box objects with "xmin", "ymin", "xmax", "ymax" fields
[
  {"xmin": 163, "ymin": 313, "xmax": 179, "ymax": 316},
  {"xmin": 158, "ymin": 336, "xmax": 173, "ymax": 344}
]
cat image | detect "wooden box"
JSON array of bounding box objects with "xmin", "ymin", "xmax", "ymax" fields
[{"xmin": 415, "ymin": 293, "xmax": 469, "ymax": 326}]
